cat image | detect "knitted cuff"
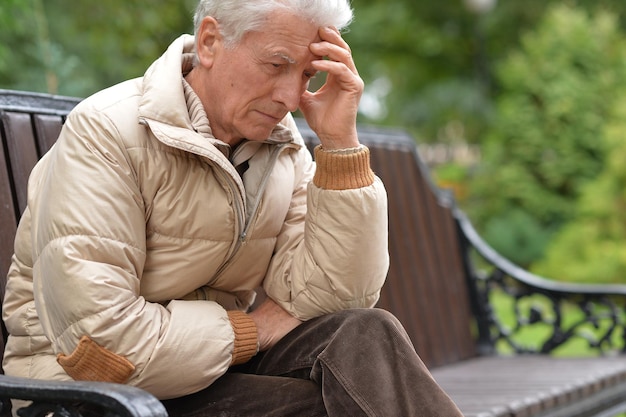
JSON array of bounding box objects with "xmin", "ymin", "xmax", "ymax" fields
[
  {"xmin": 227, "ymin": 311, "xmax": 259, "ymax": 366},
  {"xmin": 57, "ymin": 336, "xmax": 135, "ymax": 383},
  {"xmin": 313, "ymin": 145, "xmax": 375, "ymax": 190}
]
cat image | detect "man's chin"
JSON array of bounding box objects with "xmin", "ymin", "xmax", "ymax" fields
[{"xmin": 243, "ymin": 126, "xmax": 278, "ymax": 142}]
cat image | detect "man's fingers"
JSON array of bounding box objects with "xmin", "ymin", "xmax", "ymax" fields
[
  {"xmin": 310, "ymin": 42, "xmax": 357, "ymax": 74},
  {"xmin": 311, "ymin": 58, "xmax": 363, "ymax": 91},
  {"xmin": 309, "ymin": 27, "xmax": 358, "ymax": 74},
  {"xmin": 320, "ymin": 26, "xmax": 351, "ymax": 52}
]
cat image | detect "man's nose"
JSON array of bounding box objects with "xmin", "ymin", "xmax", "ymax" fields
[{"xmin": 273, "ymin": 77, "xmax": 306, "ymax": 112}]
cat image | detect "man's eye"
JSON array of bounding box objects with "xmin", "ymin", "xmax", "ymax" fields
[{"xmin": 304, "ymin": 71, "xmax": 317, "ymax": 79}]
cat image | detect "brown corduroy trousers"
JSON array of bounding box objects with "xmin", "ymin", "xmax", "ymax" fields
[{"xmin": 162, "ymin": 308, "xmax": 463, "ymax": 417}]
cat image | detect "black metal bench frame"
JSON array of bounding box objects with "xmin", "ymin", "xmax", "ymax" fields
[{"xmin": 2, "ymin": 88, "xmax": 626, "ymax": 417}]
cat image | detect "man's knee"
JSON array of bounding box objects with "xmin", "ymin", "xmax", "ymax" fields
[{"xmin": 333, "ymin": 308, "xmax": 408, "ymax": 340}]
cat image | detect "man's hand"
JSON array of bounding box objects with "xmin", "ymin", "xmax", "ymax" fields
[
  {"xmin": 249, "ymin": 298, "xmax": 302, "ymax": 351},
  {"xmin": 299, "ymin": 26, "xmax": 364, "ymax": 150}
]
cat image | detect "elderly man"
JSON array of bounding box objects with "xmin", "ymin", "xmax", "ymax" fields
[{"xmin": 3, "ymin": 0, "xmax": 462, "ymax": 415}]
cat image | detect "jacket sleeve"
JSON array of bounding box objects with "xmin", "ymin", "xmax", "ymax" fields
[
  {"xmin": 263, "ymin": 118, "xmax": 389, "ymax": 320},
  {"xmin": 26, "ymin": 105, "xmax": 245, "ymax": 399}
]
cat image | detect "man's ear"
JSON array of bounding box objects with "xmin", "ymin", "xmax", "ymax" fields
[{"xmin": 196, "ymin": 16, "xmax": 221, "ymax": 68}]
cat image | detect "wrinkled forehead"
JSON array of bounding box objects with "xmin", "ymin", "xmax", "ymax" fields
[{"xmin": 241, "ymin": 11, "xmax": 322, "ymax": 63}]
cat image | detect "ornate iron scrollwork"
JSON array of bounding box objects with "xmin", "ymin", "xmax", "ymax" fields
[
  {"xmin": 456, "ymin": 209, "xmax": 626, "ymax": 356},
  {"xmin": 481, "ymin": 267, "xmax": 625, "ymax": 354}
]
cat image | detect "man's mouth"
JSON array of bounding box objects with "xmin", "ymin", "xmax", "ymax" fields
[{"xmin": 257, "ymin": 110, "xmax": 283, "ymax": 123}]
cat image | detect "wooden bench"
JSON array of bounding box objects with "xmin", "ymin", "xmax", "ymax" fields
[{"xmin": 2, "ymin": 88, "xmax": 626, "ymax": 417}]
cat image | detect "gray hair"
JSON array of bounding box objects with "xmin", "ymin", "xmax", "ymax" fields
[{"xmin": 193, "ymin": 0, "xmax": 354, "ymax": 48}]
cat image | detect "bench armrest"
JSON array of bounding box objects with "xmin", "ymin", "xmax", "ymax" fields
[
  {"xmin": 0, "ymin": 374, "xmax": 167, "ymax": 417},
  {"xmin": 455, "ymin": 208, "xmax": 626, "ymax": 355}
]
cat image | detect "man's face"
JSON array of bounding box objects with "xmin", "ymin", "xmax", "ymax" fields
[{"xmin": 200, "ymin": 10, "xmax": 321, "ymax": 144}]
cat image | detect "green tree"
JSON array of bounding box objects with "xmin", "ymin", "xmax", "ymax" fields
[
  {"xmin": 346, "ymin": 0, "xmax": 626, "ymax": 145},
  {"xmin": 346, "ymin": 0, "xmax": 494, "ymax": 144},
  {"xmin": 533, "ymin": 94, "xmax": 626, "ymax": 283},
  {"xmin": 467, "ymin": 4, "xmax": 626, "ymax": 268},
  {"xmin": 0, "ymin": 0, "xmax": 196, "ymax": 97}
]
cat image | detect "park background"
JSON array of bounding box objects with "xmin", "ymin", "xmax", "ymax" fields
[{"xmin": 3, "ymin": 0, "xmax": 626, "ymax": 286}]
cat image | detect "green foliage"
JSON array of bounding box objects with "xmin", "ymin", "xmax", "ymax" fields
[
  {"xmin": 0, "ymin": 1, "xmax": 31, "ymax": 90},
  {"xmin": 467, "ymin": 4, "xmax": 626, "ymax": 270},
  {"xmin": 346, "ymin": 0, "xmax": 492, "ymax": 143},
  {"xmin": 0, "ymin": 0, "xmax": 196, "ymax": 97},
  {"xmin": 434, "ymin": 162, "xmax": 468, "ymax": 185},
  {"xmin": 346, "ymin": 0, "xmax": 626, "ymax": 145},
  {"xmin": 533, "ymin": 95, "xmax": 626, "ymax": 283},
  {"xmin": 483, "ymin": 209, "xmax": 554, "ymax": 268}
]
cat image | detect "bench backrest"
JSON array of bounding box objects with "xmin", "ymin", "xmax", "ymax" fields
[{"xmin": 0, "ymin": 89, "xmax": 478, "ymax": 369}]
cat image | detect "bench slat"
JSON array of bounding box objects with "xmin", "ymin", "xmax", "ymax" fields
[
  {"xmin": 439, "ymin": 355, "xmax": 626, "ymax": 415},
  {"xmin": 1, "ymin": 111, "xmax": 40, "ymax": 216},
  {"xmin": 368, "ymin": 141, "xmax": 477, "ymax": 367},
  {"xmin": 33, "ymin": 113, "xmax": 64, "ymax": 156},
  {"xmin": 432, "ymin": 356, "xmax": 626, "ymax": 417},
  {"xmin": 0, "ymin": 113, "xmax": 17, "ymax": 304}
]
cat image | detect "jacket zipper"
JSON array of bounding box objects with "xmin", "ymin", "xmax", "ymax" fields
[
  {"xmin": 213, "ymin": 142, "xmax": 291, "ymax": 278},
  {"xmin": 239, "ymin": 143, "xmax": 288, "ymax": 241}
]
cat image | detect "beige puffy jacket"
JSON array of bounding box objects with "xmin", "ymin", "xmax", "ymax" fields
[{"xmin": 2, "ymin": 35, "xmax": 389, "ymax": 399}]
